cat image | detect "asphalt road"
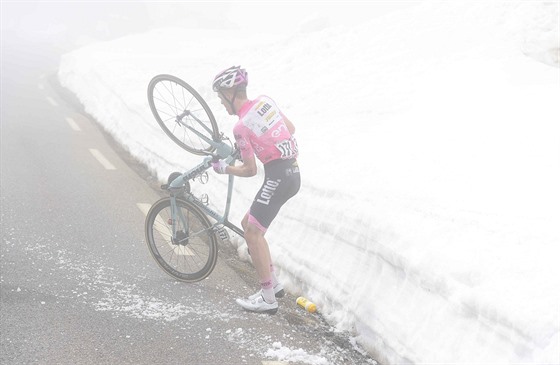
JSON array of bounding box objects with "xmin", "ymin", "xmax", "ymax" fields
[{"xmin": 0, "ymin": 13, "xmax": 376, "ymax": 365}]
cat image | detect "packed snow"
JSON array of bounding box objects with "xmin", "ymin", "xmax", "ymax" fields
[{"xmin": 58, "ymin": 1, "xmax": 560, "ymax": 364}]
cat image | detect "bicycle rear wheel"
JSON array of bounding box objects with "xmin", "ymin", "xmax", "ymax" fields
[
  {"xmin": 148, "ymin": 74, "xmax": 220, "ymax": 155},
  {"xmin": 145, "ymin": 197, "xmax": 218, "ymax": 282}
]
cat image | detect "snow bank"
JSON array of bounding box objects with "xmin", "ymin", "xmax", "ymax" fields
[{"xmin": 58, "ymin": 1, "xmax": 560, "ymax": 364}]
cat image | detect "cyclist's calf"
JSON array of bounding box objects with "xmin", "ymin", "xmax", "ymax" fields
[{"xmin": 241, "ymin": 213, "xmax": 249, "ymax": 232}]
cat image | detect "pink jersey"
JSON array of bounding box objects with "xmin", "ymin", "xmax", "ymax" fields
[{"xmin": 233, "ymin": 95, "xmax": 298, "ymax": 164}]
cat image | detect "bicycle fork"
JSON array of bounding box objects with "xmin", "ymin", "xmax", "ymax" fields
[{"xmin": 169, "ymin": 196, "xmax": 189, "ymax": 245}]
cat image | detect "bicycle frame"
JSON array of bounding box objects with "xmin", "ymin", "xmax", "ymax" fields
[
  {"xmin": 167, "ymin": 136, "xmax": 245, "ymax": 241},
  {"xmin": 185, "ymin": 173, "xmax": 244, "ymax": 238}
]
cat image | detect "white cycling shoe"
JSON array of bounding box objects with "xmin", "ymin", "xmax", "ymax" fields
[
  {"xmin": 236, "ymin": 295, "xmax": 278, "ymax": 314},
  {"xmin": 248, "ymin": 284, "xmax": 285, "ymax": 301}
]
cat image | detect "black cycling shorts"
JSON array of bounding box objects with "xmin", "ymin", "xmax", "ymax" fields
[{"xmin": 248, "ymin": 158, "xmax": 301, "ymax": 232}]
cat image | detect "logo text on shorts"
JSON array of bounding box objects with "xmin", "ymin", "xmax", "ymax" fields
[{"xmin": 256, "ymin": 179, "xmax": 280, "ymax": 205}]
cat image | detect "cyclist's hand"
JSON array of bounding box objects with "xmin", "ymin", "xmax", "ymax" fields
[{"xmin": 212, "ymin": 159, "xmax": 228, "ymax": 174}]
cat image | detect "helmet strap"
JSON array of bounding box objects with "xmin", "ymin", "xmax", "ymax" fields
[{"xmin": 221, "ymin": 88, "xmax": 239, "ymax": 115}]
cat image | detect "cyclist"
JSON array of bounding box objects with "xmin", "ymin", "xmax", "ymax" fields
[{"xmin": 211, "ymin": 66, "xmax": 300, "ymax": 314}]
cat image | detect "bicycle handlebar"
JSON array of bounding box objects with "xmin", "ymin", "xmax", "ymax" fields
[
  {"xmin": 167, "ymin": 148, "xmax": 240, "ymax": 190},
  {"xmin": 208, "ymin": 149, "xmax": 239, "ymax": 164}
]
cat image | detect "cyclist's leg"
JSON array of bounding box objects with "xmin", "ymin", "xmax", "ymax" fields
[
  {"xmin": 240, "ymin": 159, "xmax": 301, "ymax": 306},
  {"xmin": 242, "ymin": 212, "xmax": 280, "ymax": 289},
  {"xmin": 248, "ymin": 167, "xmax": 300, "ymax": 232},
  {"xmin": 244, "ymin": 194, "xmax": 291, "ymax": 303},
  {"xmin": 244, "ymin": 222, "xmax": 275, "ymax": 303}
]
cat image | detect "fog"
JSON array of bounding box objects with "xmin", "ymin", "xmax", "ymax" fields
[
  {"xmin": 2, "ymin": 1, "xmax": 421, "ymax": 103},
  {"xmin": 2, "ymin": 1, "xmax": 420, "ymax": 55}
]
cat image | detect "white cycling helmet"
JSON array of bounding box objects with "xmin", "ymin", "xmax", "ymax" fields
[{"xmin": 212, "ymin": 66, "xmax": 248, "ymax": 92}]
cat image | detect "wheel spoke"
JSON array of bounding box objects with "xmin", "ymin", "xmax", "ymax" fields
[
  {"xmin": 148, "ymin": 75, "xmax": 219, "ymax": 155},
  {"xmin": 145, "ymin": 199, "xmax": 217, "ymax": 282}
]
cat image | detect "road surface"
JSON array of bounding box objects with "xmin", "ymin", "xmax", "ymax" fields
[{"xmin": 1, "ymin": 4, "xmax": 376, "ymax": 365}]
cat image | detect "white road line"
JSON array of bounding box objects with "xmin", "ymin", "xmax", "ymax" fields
[
  {"xmin": 89, "ymin": 148, "xmax": 116, "ymax": 170},
  {"xmin": 65, "ymin": 117, "xmax": 81, "ymax": 131},
  {"xmin": 136, "ymin": 203, "xmax": 195, "ymax": 256},
  {"xmin": 46, "ymin": 96, "xmax": 58, "ymax": 107}
]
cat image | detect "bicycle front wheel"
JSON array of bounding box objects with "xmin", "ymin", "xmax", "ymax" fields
[
  {"xmin": 145, "ymin": 198, "xmax": 218, "ymax": 282},
  {"xmin": 147, "ymin": 74, "xmax": 220, "ymax": 155}
]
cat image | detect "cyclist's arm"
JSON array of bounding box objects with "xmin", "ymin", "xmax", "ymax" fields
[{"xmin": 227, "ymin": 154, "xmax": 257, "ymax": 177}]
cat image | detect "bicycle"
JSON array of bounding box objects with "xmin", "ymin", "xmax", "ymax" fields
[{"xmin": 144, "ymin": 74, "xmax": 244, "ymax": 282}]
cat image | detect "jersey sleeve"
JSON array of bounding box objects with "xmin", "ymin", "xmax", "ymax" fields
[{"xmin": 233, "ymin": 122, "xmax": 254, "ymax": 161}]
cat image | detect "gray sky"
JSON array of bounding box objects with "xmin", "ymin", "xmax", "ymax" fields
[{"xmin": 2, "ymin": 1, "xmax": 421, "ymax": 50}]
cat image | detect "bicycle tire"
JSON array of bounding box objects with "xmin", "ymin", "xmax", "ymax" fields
[
  {"xmin": 147, "ymin": 74, "xmax": 220, "ymax": 155},
  {"xmin": 145, "ymin": 197, "xmax": 218, "ymax": 282}
]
